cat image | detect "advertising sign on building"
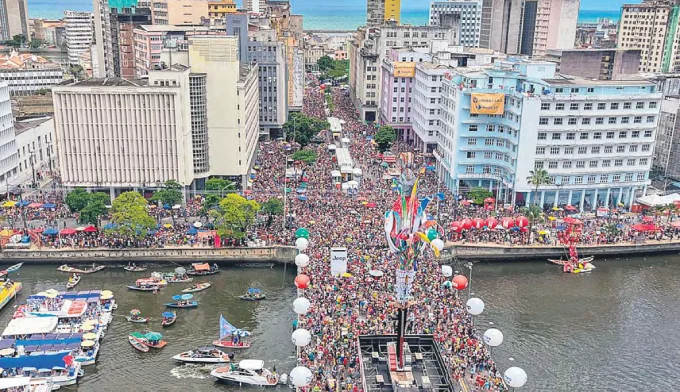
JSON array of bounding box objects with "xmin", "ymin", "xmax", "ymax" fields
[
  {"xmin": 470, "ymin": 93, "xmax": 505, "ymax": 115},
  {"xmin": 330, "ymin": 247, "xmax": 348, "ymax": 276},
  {"xmin": 393, "ymin": 62, "xmax": 416, "ymax": 78}
]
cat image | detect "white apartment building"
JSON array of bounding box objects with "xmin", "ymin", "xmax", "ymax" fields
[
  {"xmin": 0, "ymin": 52, "xmax": 64, "ymax": 96},
  {"xmin": 437, "ymin": 60, "xmax": 661, "ymax": 211},
  {"xmin": 14, "ymin": 117, "xmax": 57, "ymax": 184},
  {"xmin": 428, "ymin": 0, "xmax": 481, "ymax": 47},
  {"xmin": 411, "ymin": 62, "xmax": 449, "ymax": 153},
  {"xmin": 64, "ymin": 11, "xmax": 94, "ymax": 65},
  {"xmin": 0, "ymin": 81, "xmax": 18, "ymax": 187}
]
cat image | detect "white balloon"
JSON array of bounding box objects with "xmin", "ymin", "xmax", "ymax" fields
[
  {"xmin": 289, "ymin": 366, "xmax": 313, "ymax": 387},
  {"xmin": 291, "ymin": 328, "xmax": 311, "ymax": 347},
  {"xmin": 504, "ymin": 367, "xmax": 528, "ymax": 388},
  {"xmin": 295, "ymin": 237, "xmax": 309, "ymax": 251},
  {"xmin": 466, "ymin": 297, "xmax": 485, "ymax": 315},
  {"xmin": 293, "ymin": 297, "xmax": 311, "ymax": 315},
  {"xmin": 295, "ymin": 253, "xmax": 310, "ymax": 268},
  {"xmin": 483, "ymin": 328, "xmax": 504, "ymax": 347},
  {"xmin": 431, "ymin": 238, "xmax": 445, "ymax": 251},
  {"xmin": 441, "ymin": 265, "xmax": 453, "ymax": 278}
]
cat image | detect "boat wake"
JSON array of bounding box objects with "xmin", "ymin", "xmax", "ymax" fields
[{"xmin": 170, "ymin": 364, "xmax": 217, "ymax": 380}]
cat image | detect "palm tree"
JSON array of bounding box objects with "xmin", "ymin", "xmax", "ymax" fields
[
  {"xmin": 526, "ymin": 169, "xmax": 551, "ymax": 206},
  {"xmin": 520, "ymin": 204, "xmax": 544, "ymax": 239}
]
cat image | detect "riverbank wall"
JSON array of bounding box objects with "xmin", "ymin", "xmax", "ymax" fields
[
  {"xmin": 443, "ymin": 241, "xmax": 680, "ymax": 262},
  {"xmin": 0, "ymin": 246, "xmax": 299, "ymax": 265}
]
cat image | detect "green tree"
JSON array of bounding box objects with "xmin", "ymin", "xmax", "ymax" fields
[
  {"xmin": 261, "ymin": 198, "xmax": 283, "ymax": 227},
  {"xmin": 35, "ymin": 88, "xmax": 50, "ymax": 95},
  {"xmin": 526, "ymin": 169, "xmax": 551, "ymax": 205},
  {"xmin": 79, "ymin": 200, "xmax": 107, "ymax": 226},
  {"xmin": 467, "ymin": 188, "xmax": 493, "ymax": 205},
  {"xmin": 65, "ymin": 188, "xmax": 91, "ymax": 212},
  {"xmin": 90, "ymin": 192, "xmax": 110, "ymax": 206},
  {"xmin": 29, "ymin": 39, "xmax": 46, "ymax": 49},
  {"xmin": 109, "ymin": 191, "xmax": 156, "ymax": 237},
  {"xmin": 283, "ymin": 113, "xmax": 329, "ymax": 147},
  {"xmin": 292, "ymin": 149, "xmax": 318, "ymax": 164},
  {"xmin": 150, "ymin": 180, "xmax": 183, "ymax": 225},
  {"xmin": 374, "ymin": 126, "xmax": 397, "ymax": 152},
  {"xmin": 317, "ymin": 55, "xmax": 333, "ymax": 71},
  {"xmin": 210, "ymin": 194, "xmax": 260, "ymax": 239},
  {"xmin": 520, "ymin": 204, "xmax": 544, "ymax": 236},
  {"xmin": 205, "ymin": 177, "xmax": 236, "ymax": 197}
]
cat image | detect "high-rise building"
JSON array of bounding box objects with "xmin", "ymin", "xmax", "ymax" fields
[
  {"xmin": 0, "ymin": 0, "xmax": 29, "ymax": 41},
  {"xmin": 245, "ymin": 0, "xmax": 266, "ymax": 13},
  {"xmin": 367, "ymin": 0, "xmax": 401, "ymax": 26},
  {"xmin": 545, "ymin": 49, "xmax": 641, "ymax": 81},
  {"xmin": 429, "ymin": 0, "xmax": 482, "ymax": 47},
  {"xmin": 93, "ymin": 0, "xmax": 152, "ymax": 78},
  {"xmin": 151, "ymin": 0, "xmax": 209, "ymax": 26},
  {"xmin": 64, "ymin": 11, "xmax": 94, "ymax": 65},
  {"xmin": 0, "ymin": 81, "xmax": 18, "ymax": 188},
  {"xmin": 208, "ymin": 0, "xmax": 237, "ymax": 25},
  {"xmin": 650, "ymin": 74, "xmax": 680, "ymax": 179},
  {"xmin": 0, "ymin": 52, "xmax": 64, "ymax": 96},
  {"xmin": 618, "ymin": 0, "xmax": 680, "ymax": 73},
  {"xmin": 437, "ymin": 60, "xmax": 661, "ymax": 210}
]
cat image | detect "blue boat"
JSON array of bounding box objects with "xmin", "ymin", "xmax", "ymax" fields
[{"xmin": 165, "ymin": 301, "xmax": 198, "ymax": 309}]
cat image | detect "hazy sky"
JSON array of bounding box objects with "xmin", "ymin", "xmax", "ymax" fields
[{"xmin": 289, "ymin": 0, "xmax": 628, "ymax": 11}]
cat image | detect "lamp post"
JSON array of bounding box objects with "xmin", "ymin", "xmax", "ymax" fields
[
  {"xmin": 466, "ymin": 261, "xmax": 473, "ymax": 297},
  {"xmin": 29, "ymin": 149, "xmax": 36, "ymax": 189}
]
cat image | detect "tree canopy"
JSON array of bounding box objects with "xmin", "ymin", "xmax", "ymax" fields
[
  {"xmin": 292, "ymin": 149, "xmax": 318, "ymax": 164},
  {"xmin": 467, "ymin": 188, "xmax": 493, "ymax": 205},
  {"xmin": 79, "ymin": 200, "xmax": 107, "ymax": 226},
  {"xmin": 374, "ymin": 126, "xmax": 397, "ymax": 152},
  {"xmin": 210, "ymin": 194, "xmax": 260, "ymax": 239},
  {"xmin": 150, "ymin": 179, "xmax": 183, "ymax": 207},
  {"xmin": 65, "ymin": 188, "xmax": 110, "ymax": 225},
  {"xmin": 317, "ymin": 55, "xmax": 334, "ymax": 71},
  {"xmin": 283, "ymin": 113, "xmax": 329, "ymax": 147},
  {"xmin": 109, "ymin": 191, "xmax": 156, "ymax": 237},
  {"xmin": 65, "ymin": 188, "xmax": 91, "ymax": 212}
]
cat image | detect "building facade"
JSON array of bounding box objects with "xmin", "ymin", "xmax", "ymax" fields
[
  {"xmin": 367, "ymin": 0, "xmax": 401, "ymax": 26},
  {"xmin": 0, "ymin": 81, "xmax": 18, "ymax": 188},
  {"xmin": 429, "ymin": 0, "xmax": 481, "ymax": 47},
  {"xmin": 520, "ymin": 0, "xmax": 580, "ymax": 56},
  {"xmin": 208, "ymin": 0, "xmax": 237, "ymax": 25},
  {"xmin": 545, "ymin": 49, "xmax": 641, "ymax": 81},
  {"xmin": 0, "ymin": 52, "xmax": 64, "ymax": 96},
  {"xmin": 618, "ymin": 0, "xmax": 680, "ymax": 73},
  {"xmin": 245, "ymin": 0, "xmax": 266, "ymax": 13},
  {"xmin": 64, "ymin": 11, "xmax": 94, "ymax": 65},
  {"xmin": 437, "ymin": 60, "xmax": 661, "ymax": 211},
  {"xmin": 0, "ymin": 0, "xmax": 29, "ymax": 41},
  {"xmin": 151, "ymin": 0, "xmax": 209, "ymax": 25},
  {"xmin": 411, "ymin": 62, "xmax": 449, "ymax": 153},
  {"xmin": 14, "ymin": 117, "xmax": 57, "ymax": 185},
  {"xmin": 133, "ymin": 25, "xmax": 212, "ymax": 77}
]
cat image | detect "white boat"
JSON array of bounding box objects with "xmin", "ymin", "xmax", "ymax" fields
[
  {"xmin": 211, "ymin": 360, "xmax": 282, "ymax": 386},
  {"xmin": 173, "ymin": 347, "xmax": 231, "ymax": 364},
  {"xmin": 75, "ymin": 343, "xmax": 100, "ymax": 366},
  {"xmin": 26, "ymin": 362, "xmax": 84, "ymax": 387},
  {"xmin": 0, "ymin": 376, "xmax": 57, "ymax": 392}
]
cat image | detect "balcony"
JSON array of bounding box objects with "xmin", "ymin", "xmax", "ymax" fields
[{"xmin": 457, "ymin": 172, "xmax": 513, "ymax": 188}]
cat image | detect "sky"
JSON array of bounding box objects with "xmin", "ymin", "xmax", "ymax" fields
[{"xmin": 289, "ymin": 0, "xmax": 628, "ymax": 11}]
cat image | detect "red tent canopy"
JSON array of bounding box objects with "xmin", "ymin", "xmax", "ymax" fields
[
  {"xmin": 60, "ymin": 228, "xmax": 77, "ymax": 235},
  {"xmin": 563, "ymin": 217, "xmax": 583, "ymax": 225},
  {"xmin": 564, "ymin": 205, "xmax": 577, "ymax": 211},
  {"xmin": 27, "ymin": 202, "xmax": 43, "ymax": 208},
  {"xmin": 83, "ymin": 226, "xmax": 97, "ymax": 233},
  {"xmin": 630, "ymin": 224, "xmax": 657, "ymax": 232}
]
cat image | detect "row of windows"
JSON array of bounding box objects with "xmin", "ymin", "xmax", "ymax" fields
[
  {"xmin": 536, "ymin": 144, "xmax": 651, "ymax": 155},
  {"xmin": 535, "ymin": 158, "xmax": 649, "ymax": 169},
  {"xmin": 538, "ymin": 130, "xmax": 654, "ymax": 140},
  {"xmin": 539, "ymin": 116, "xmax": 655, "ymax": 126},
  {"xmin": 544, "ymin": 173, "xmax": 646, "ymax": 184},
  {"xmin": 541, "ymin": 101, "xmax": 657, "ymax": 111}
]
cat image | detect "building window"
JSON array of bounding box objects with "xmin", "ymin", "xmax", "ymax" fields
[
  {"xmin": 627, "ymin": 158, "xmax": 636, "ymax": 166},
  {"xmin": 469, "ymin": 125, "xmax": 478, "ymax": 132},
  {"xmin": 597, "ymin": 103, "xmax": 606, "ymax": 110},
  {"xmin": 609, "ymin": 117, "xmax": 617, "ymax": 124},
  {"xmin": 589, "ymin": 161, "xmax": 598, "ymax": 168},
  {"xmin": 584, "ymin": 103, "xmax": 593, "ymax": 110},
  {"xmin": 613, "ymin": 174, "xmax": 621, "ymax": 182},
  {"xmin": 484, "ymin": 151, "xmax": 493, "ymax": 159},
  {"xmin": 548, "ymin": 161, "xmax": 558, "ymax": 169},
  {"xmin": 580, "ymin": 133, "xmax": 589, "ymax": 140},
  {"xmin": 466, "ymin": 166, "xmax": 475, "ymax": 173},
  {"xmin": 632, "ymin": 130, "xmax": 640, "ymax": 138},
  {"xmin": 595, "ymin": 117, "xmax": 604, "ymax": 124},
  {"xmin": 615, "ymin": 159, "xmax": 623, "ymax": 167},
  {"xmin": 485, "ymin": 139, "xmax": 495, "ymax": 146},
  {"xmin": 611, "ymin": 103, "xmax": 619, "ymax": 110},
  {"xmin": 582, "ymin": 118, "xmax": 591, "ymax": 125},
  {"xmin": 567, "ymin": 133, "xmax": 575, "ymax": 140},
  {"xmin": 468, "ymin": 138, "xmax": 477, "ymax": 145},
  {"xmin": 637, "ymin": 173, "xmax": 645, "ymax": 181},
  {"xmin": 605, "ymin": 146, "xmax": 613, "ymax": 153},
  {"xmin": 467, "ymin": 152, "xmax": 476, "ymax": 158},
  {"xmin": 647, "ymin": 116, "xmax": 655, "ymax": 123},
  {"xmin": 535, "ymin": 162, "xmax": 544, "ymax": 169},
  {"xmin": 578, "ymin": 146, "xmax": 587, "ymax": 154},
  {"xmin": 588, "ymin": 175, "xmax": 596, "ymax": 184},
  {"xmin": 644, "ymin": 130, "xmax": 653, "ymax": 137},
  {"xmin": 649, "ymin": 102, "xmax": 657, "ymax": 109},
  {"xmin": 591, "ymin": 146, "xmax": 600, "ymax": 153},
  {"xmin": 600, "ymin": 175, "xmax": 609, "ymax": 183},
  {"xmin": 621, "ymin": 117, "xmax": 630, "ymax": 124},
  {"xmin": 552, "ymin": 133, "xmax": 561, "ymax": 140},
  {"xmin": 554, "ymin": 118, "xmax": 563, "ymax": 125},
  {"xmin": 606, "ymin": 131, "xmax": 615, "ymax": 139},
  {"xmin": 636, "ymin": 102, "xmax": 644, "ymax": 109},
  {"xmin": 568, "ymin": 118, "xmax": 577, "ymax": 125},
  {"xmin": 587, "ymin": 88, "xmax": 595, "ymax": 93},
  {"xmin": 619, "ymin": 131, "xmax": 628, "ymax": 138},
  {"xmin": 570, "ymin": 103, "xmax": 579, "ymax": 110},
  {"xmin": 629, "ymin": 145, "xmax": 638, "ymax": 152},
  {"xmin": 642, "ymin": 144, "xmax": 651, "ymax": 152},
  {"xmin": 594, "ymin": 132, "xmax": 602, "ymax": 139},
  {"xmin": 550, "ymin": 147, "xmax": 560, "ymax": 155},
  {"xmin": 576, "ymin": 161, "xmax": 585, "ymax": 168},
  {"xmin": 624, "ymin": 173, "xmax": 633, "ymax": 182},
  {"xmin": 640, "ymin": 158, "xmax": 648, "ymax": 165},
  {"xmin": 541, "ymin": 103, "xmax": 550, "ymax": 110},
  {"xmin": 538, "ymin": 132, "xmax": 546, "ymax": 140},
  {"xmin": 536, "ymin": 147, "xmax": 545, "ymax": 154},
  {"xmin": 623, "ymin": 102, "xmax": 631, "ymax": 109},
  {"xmin": 539, "ymin": 117, "xmax": 549, "ymax": 125},
  {"xmin": 563, "ymin": 161, "xmax": 572, "ymax": 169},
  {"xmin": 555, "ymin": 103, "xmax": 565, "ymax": 110},
  {"xmin": 574, "ymin": 176, "xmax": 583, "ymax": 184}
]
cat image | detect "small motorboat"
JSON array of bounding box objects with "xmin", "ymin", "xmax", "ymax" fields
[
  {"xmin": 181, "ymin": 282, "xmax": 211, "ymax": 293},
  {"xmin": 186, "ymin": 262, "xmax": 220, "ymax": 276},
  {"xmin": 127, "ymin": 285, "xmax": 160, "ymax": 292},
  {"xmin": 211, "ymin": 360, "xmax": 282, "ymax": 386},
  {"xmin": 140, "ymin": 331, "xmax": 167, "ymax": 349},
  {"xmin": 166, "ymin": 293, "xmax": 198, "ymax": 308},
  {"xmin": 214, "ymin": 315, "xmax": 252, "ymax": 349},
  {"xmin": 4, "ymin": 262, "xmax": 23, "ymax": 273},
  {"xmin": 161, "ymin": 311, "xmax": 177, "ymax": 327},
  {"xmin": 129, "ymin": 334, "xmax": 149, "ymax": 352},
  {"xmin": 58, "ymin": 264, "xmax": 106, "ymax": 274},
  {"xmin": 166, "ymin": 276, "xmax": 193, "ymax": 283},
  {"xmin": 66, "ymin": 274, "xmax": 81, "ymax": 289},
  {"xmin": 238, "ymin": 288, "xmax": 266, "ymax": 301},
  {"xmin": 124, "ymin": 265, "xmax": 147, "ymax": 272},
  {"xmin": 213, "ymin": 339, "xmax": 251, "ymax": 349},
  {"xmin": 126, "ymin": 316, "xmax": 149, "ymax": 323},
  {"xmin": 173, "ymin": 347, "xmax": 232, "ymax": 364}
]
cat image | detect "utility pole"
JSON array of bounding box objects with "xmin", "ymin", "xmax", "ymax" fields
[{"xmin": 29, "ymin": 150, "xmax": 36, "ymax": 189}]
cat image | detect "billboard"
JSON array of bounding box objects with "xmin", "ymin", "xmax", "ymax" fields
[
  {"xmin": 470, "ymin": 93, "xmax": 505, "ymax": 115},
  {"xmin": 393, "ymin": 62, "xmax": 416, "ymax": 78},
  {"xmin": 330, "ymin": 247, "xmax": 348, "ymax": 276}
]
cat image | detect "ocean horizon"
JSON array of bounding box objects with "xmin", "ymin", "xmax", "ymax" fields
[{"xmin": 27, "ymin": 0, "xmax": 619, "ymax": 30}]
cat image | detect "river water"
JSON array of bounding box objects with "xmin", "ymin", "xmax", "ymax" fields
[
  {"xmin": 0, "ymin": 264, "xmax": 297, "ymax": 392},
  {"xmin": 2, "ymin": 257, "xmax": 678, "ymax": 392}
]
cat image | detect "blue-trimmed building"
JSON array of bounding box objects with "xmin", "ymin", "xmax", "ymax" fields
[{"xmin": 436, "ymin": 59, "xmax": 662, "ymax": 210}]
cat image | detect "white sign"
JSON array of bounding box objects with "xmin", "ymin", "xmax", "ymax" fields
[{"xmin": 330, "ymin": 247, "xmax": 348, "ymax": 276}]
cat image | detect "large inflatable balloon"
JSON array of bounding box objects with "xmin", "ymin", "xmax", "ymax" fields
[
  {"xmin": 295, "ymin": 237, "xmax": 309, "ymax": 251},
  {"xmin": 294, "ymin": 274, "xmax": 310, "ymax": 289},
  {"xmin": 466, "ymin": 297, "xmax": 485, "ymax": 315},
  {"xmin": 289, "ymin": 366, "xmax": 313, "ymax": 387},
  {"xmin": 501, "ymin": 217, "xmax": 515, "ymax": 229},
  {"xmin": 451, "ymin": 221, "xmax": 462, "ymax": 232},
  {"xmin": 291, "ymin": 328, "xmax": 311, "ymax": 347},
  {"xmin": 486, "ymin": 217, "xmax": 498, "ymax": 229},
  {"xmin": 461, "ymin": 218, "xmax": 473, "ymax": 230},
  {"xmin": 293, "ymin": 297, "xmax": 311, "ymax": 315},
  {"xmin": 515, "ymin": 216, "xmax": 529, "ymax": 228},
  {"xmin": 441, "ymin": 265, "xmax": 453, "ymax": 278},
  {"xmin": 452, "ymin": 275, "xmax": 468, "ymax": 290},
  {"xmin": 472, "ymin": 218, "xmax": 485, "ymax": 229},
  {"xmin": 483, "ymin": 328, "xmax": 504, "ymax": 347},
  {"xmin": 295, "ymin": 228, "xmax": 310, "ymax": 239},
  {"xmin": 295, "ymin": 253, "xmax": 310, "ymax": 268},
  {"xmin": 504, "ymin": 367, "xmax": 528, "ymax": 388}
]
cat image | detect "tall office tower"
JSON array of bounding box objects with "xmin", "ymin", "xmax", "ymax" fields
[
  {"xmin": 618, "ymin": 0, "xmax": 680, "ymax": 73},
  {"xmin": 245, "ymin": 0, "xmax": 266, "ymax": 13},
  {"xmin": 367, "ymin": 0, "xmax": 401, "ymax": 26},
  {"xmin": 479, "ymin": 0, "xmax": 523, "ymax": 54},
  {"xmin": 520, "ymin": 0, "xmax": 580, "ymax": 56},
  {"xmin": 93, "ymin": 0, "xmax": 152, "ymax": 78},
  {"xmin": 64, "ymin": 11, "xmax": 94, "ymax": 65},
  {"xmin": 150, "ymin": 0, "xmax": 210, "ymax": 25},
  {"xmin": 429, "ymin": 0, "xmax": 482, "ymax": 47},
  {"xmin": 0, "ymin": 0, "xmax": 29, "ymax": 41}
]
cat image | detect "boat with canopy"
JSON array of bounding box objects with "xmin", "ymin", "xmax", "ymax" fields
[
  {"xmin": 213, "ymin": 315, "xmax": 252, "ymax": 349},
  {"xmin": 186, "ymin": 262, "xmax": 219, "ymax": 276},
  {"xmin": 165, "ymin": 294, "xmax": 198, "ymax": 309},
  {"xmin": 238, "ymin": 288, "xmax": 266, "ymax": 301}
]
